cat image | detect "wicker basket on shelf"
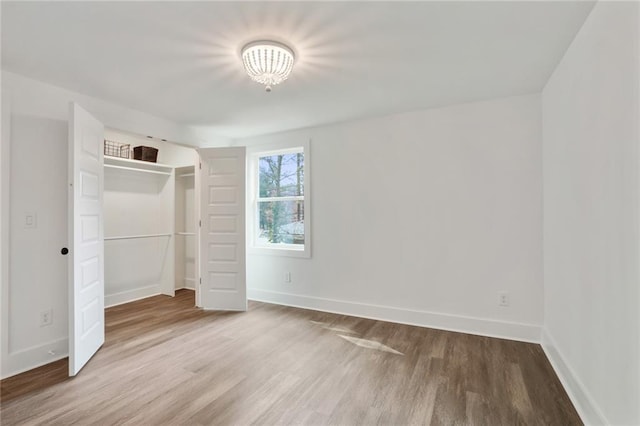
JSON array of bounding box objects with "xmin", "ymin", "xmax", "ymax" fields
[
  {"xmin": 133, "ymin": 146, "xmax": 159, "ymax": 163},
  {"xmin": 104, "ymin": 140, "xmax": 131, "ymax": 159}
]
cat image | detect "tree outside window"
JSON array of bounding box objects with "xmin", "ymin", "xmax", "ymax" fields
[{"xmin": 257, "ymin": 150, "xmax": 305, "ymax": 246}]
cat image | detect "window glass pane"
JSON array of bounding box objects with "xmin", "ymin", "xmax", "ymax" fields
[
  {"xmin": 259, "ymin": 153, "xmax": 304, "ymax": 197},
  {"xmin": 257, "ymin": 200, "xmax": 304, "ymax": 245}
]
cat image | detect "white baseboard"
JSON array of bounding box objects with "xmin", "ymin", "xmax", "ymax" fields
[
  {"xmin": 1, "ymin": 337, "xmax": 68, "ymax": 380},
  {"xmin": 248, "ymin": 288, "xmax": 541, "ymax": 343},
  {"xmin": 541, "ymin": 329, "xmax": 607, "ymax": 426},
  {"xmin": 175, "ymin": 278, "xmax": 195, "ymax": 291},
  {"xmin": 105, "ymin": 284, "xmax": 160, "ymax": 308}
]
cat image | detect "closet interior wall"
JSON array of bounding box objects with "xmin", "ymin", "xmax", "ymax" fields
[
  {"xmin": 103, "ymin": 129, "xmax": 197, "ymax": 307},
  {"xmin": 175, "ymin": 166, "xmax": 196, "ymax": 291}
]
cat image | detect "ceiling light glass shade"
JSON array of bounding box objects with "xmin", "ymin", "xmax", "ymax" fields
[{"xmin": 241, "ymin": 40, "xmax": 295, "ymax": 92}]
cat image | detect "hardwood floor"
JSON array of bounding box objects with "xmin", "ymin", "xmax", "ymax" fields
[{"xmin": 0, "ymin": 290, "xmax": 581, "ymax": 425}]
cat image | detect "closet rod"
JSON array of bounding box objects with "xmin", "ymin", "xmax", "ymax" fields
[
  {"xmin": 105, "ymin": 233, "xmax": 172, "ymax": 241},
  {"xmin": 104, "ymin": 164, "xmax": 172, "ymax": 176},
  {"xmin": 178, "ymin": 173, "xmax": 195, "ymax": 178},
  {"xmin": 175, "ymin": 232, "xmax": 196, "ymax": 236}
]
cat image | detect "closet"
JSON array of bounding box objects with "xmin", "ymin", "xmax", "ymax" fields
[
  {"xmin": 102, "ymin": 131, "xmax": 198, "ymax": 307},
  {"xmin": 67, "ymin": 105, "xmax": 246, "ymax": 375}
]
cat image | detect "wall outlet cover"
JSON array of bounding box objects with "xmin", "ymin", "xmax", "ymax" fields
[{"xmin": 40, "ymin": 309, "xmax": 53, "ymax": 327}]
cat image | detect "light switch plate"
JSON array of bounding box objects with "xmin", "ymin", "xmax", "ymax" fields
[{"xmin": 24, "ymin": 212, "xmax": 37, "ymax": 229}]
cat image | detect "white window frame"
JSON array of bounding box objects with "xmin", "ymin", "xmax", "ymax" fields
[{"xmin": 247, "ymin": 139, "xmax": 311, "ymax": 258}]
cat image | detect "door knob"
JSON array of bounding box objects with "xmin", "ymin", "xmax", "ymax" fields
[{"xmin": 61, "ymin": 247, "xmax": 69, "ymax": 255}]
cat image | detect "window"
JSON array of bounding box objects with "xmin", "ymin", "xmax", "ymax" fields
[{"xmin": 249, "ymin": 142, "xmax": 310, "ymax": 257}]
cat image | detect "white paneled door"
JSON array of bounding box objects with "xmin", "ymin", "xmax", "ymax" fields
[
  {"xmin": 68, "ymin": 103, "xmax": 105, "ymax": 376},
  {"xmin": 199, "ymin": 147, "xmax": 246, "ymax": 311}
]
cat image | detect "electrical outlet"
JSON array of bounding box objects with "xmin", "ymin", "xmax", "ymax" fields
[
  {"xmin": 498, "ymin": 292, "xmax": 509, "ymax": 307},
  {"xmin": 284, "ymin": 271, "xmax": 291, "ymax": 283},
  {"xmin": 40, "ymin": 309, "xmax": 53, "ymax": 327}
]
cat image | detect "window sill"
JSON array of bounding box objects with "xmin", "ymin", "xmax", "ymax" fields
[{"xmin": 248, "ymin": 245, "xmax": 310, "ymax": 259}]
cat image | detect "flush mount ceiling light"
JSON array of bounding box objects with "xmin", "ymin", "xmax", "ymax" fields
[{"xmin": 241, "ymin": 40, "xmax": 295, "ymax": 92}]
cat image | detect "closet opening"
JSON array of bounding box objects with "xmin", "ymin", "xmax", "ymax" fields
[
  {"xmin": 103, "ymin": 129, "xmax": 199, "ymax": 308},
  {"xmin": 69, "ymin": 104, "xmax": 246, "ymax": 375}
]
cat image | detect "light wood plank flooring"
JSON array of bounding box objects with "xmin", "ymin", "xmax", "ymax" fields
[{"xmin": 1, "ymin": 290, "xmax": 581, "ymax": 425}]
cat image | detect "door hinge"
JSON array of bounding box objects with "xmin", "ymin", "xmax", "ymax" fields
[
  {"xmin": 199, "ymin": 162, "xmax": 202, "ymax": 170},
  {"xmin": 199, "ymin": 220, "xmax": 202, "ymax": 227},
  {"xmin": 199, "ymin": 278, "xmax": 202, "ymax": 284}
]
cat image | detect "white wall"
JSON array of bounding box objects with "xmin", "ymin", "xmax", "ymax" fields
[
  {"xmin": 2, "ymin": 71, "xmax": 230, "ymax": 147},
  {"xmin": 1, "ymin": 108, "xmax": 71, "ymax": 378},
  {"xmin": 1, "ymin": 72, "xmax": 10, "ymax": 383},
  {"xmin": 542, "ymin": 2, "xmax": 640, "ymax": 425},
  {"xmin": 0, "ymin": 74, "xmax": 207, "ymax": 378},
  {"xmin": 103, "ymin": 167, "xmax": 173, "ymax": 306},
  {"xmin": 238, "ymin": 94, "xmax": 543, "ymax": 342}
]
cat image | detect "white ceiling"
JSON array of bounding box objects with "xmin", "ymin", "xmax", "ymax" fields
[{"xmin": 2, "ymin": 1, "xmax": 595, "ymax": 139}]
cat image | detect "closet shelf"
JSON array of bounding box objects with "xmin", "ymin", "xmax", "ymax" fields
[
  {"xmin": 105, "ymin": 233, "xmax": 173, "ymax": 241},
  {"xmin": 104, "ymin": 156, "xmax": 173, "ymax": 175}
]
